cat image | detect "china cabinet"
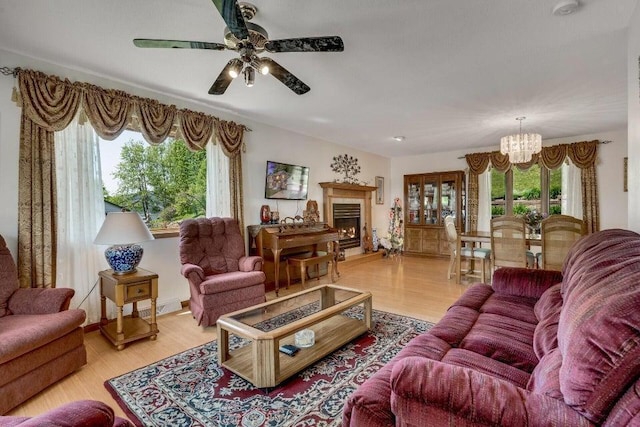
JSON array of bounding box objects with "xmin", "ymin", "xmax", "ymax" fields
[{"xmin": 404, "ymin": 171, "xmax": 465, "ymax": 256}]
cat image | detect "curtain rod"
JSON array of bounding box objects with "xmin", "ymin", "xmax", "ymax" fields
[
  {"xmin": 0, "ymin": 66, "xmax": 19, "ymax": 77},
  {"xmin": 456, "ymin": 140, "xmax": 613, "ymax": 159},
  {"xmin": 1, "ymin": 66, "xmax": 252, "ymax": 131}
]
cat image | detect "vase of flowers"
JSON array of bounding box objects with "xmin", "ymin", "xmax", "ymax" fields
[{"xmin": 522, "ymin": 210, "xmax": 547, "ymax": 237}]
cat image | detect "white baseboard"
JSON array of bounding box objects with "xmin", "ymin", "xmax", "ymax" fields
[{"xmin": 123, "ymin": 297, "xmax": 182, "ymax": 318}]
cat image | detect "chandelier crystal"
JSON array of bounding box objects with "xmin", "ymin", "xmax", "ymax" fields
[{"xmin": 500, "ymin": 117, "xmax": 542, "ymax": 164}]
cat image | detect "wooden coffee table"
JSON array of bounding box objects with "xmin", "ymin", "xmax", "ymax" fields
[{"xmin": 217, "ymin": 284, "xmax": 372, "ymax": 388}]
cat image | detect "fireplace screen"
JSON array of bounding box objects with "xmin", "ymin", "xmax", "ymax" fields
[{"xmin": 333, "ymin": 203, "xmax": 361, "ymax": 249}]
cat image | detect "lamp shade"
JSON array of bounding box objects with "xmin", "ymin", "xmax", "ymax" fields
[
  {"xmin": 94, "ymin": 212, "xmax": 154, "ymax": 245},
  {"xmin": 94, "ymin": 212, "xmax": 154, "ymax": 275}
]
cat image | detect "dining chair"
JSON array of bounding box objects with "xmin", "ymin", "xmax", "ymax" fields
[
  {"xmin": 490, "ymin": 216, "xmax": 535, "ymax": 271},
  {"xmin": 444, "ymin": 216, "xmax": 491, "ymax": 283},
  {"xmin": 538, "ymin": 214, "xmax": 586, "ymax": 271}
]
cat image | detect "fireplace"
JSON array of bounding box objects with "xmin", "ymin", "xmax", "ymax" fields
[
  {"xmin": 320, "ymin": 182, "xmax": 377, "ymax": 257},
  {"xmin": 333, "ymin": 203, "xmax": 361, "ymax": 249}
]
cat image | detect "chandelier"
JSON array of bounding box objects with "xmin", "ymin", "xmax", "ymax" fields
[{"xmin": 500, "ymin": 117, "xmax": 542, "ymax": 164}]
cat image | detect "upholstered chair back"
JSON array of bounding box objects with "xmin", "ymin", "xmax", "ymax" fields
[
  {"xmin": 539, "ymin": 214, "xmax": 586, "ymax": 271},
  {"xmin": 0, "ymin": 235, "xmax": 19, "ymax": 318},
  {"xmin": 179, "ymin": 218, "xmax": 246, "ymax": 275}
]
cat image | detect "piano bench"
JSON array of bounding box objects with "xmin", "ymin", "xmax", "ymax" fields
[{"xmin": 286, "ymin": 251, "xmax": 339, "ymax": 289}]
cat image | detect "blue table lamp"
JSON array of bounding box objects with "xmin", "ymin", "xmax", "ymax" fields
[{"xmin": 94, "ymin": 212, "xmax": 154, "ymax": 275}]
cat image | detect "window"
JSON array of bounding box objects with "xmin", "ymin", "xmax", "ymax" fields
[
  {"xmin": 513, "ymin": 165, "xmax": 541, "ymax": 215},
  {"xmin": 99, "ymin": 130, "xmax": 207, "ymax": 230},
  {"xmin": 490, "ymin": 164, "xmax": 565, "ymax": 218}
]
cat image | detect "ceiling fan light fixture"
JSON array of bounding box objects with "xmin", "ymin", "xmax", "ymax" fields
[
  {"xmin": 244, "ymin": 66, "xmax": 255, "ymax": 87},
  {"xmin": 228, "ymin": 59, "xmax": 242, "ymax": 79},
  {"xmin": 250, "ymin": 58, "xmax": 269, "ymax": 75}
]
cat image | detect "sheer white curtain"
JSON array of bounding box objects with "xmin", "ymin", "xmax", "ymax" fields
[
  {"xmin": 55, "ymin": 116, "xmax": 108, "ymax": 325},
  {"xmin": 477, "ymin": 169, "xmax": 492, "ymax": 232},
  {"xmin": 206, "ymin": 141, "xmax": 231, "ymax": 217},
  {"xmin": 561, "ymin": 161, "xmax": 583, "ymax": 219}
]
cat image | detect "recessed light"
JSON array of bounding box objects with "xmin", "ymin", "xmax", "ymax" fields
[
  {"xmin": 393, "ymin": 136, "xmax": 405, "ymax": 142},
  {"xmin": 552, "ymin": 0, "xmax": 579, "ymax": 16}
]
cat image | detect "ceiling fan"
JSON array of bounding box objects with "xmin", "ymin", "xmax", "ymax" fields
[{"xmin": 133, "ymin": 0, "xmax": 344, "ymax": 95}]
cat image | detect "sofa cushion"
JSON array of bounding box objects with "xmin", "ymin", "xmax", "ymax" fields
[
  {"xmin": 428, "ymin": 305, "xmax": 479, "ymax": 347},
  {"xmin": 479, "ymin": 293, "xmax": 538, "ymax": 325},
  {"xmin": 527, "ymin": 347, "xmax": 563, "ymax": 400},
  {"xmin": 449, "ymin": 283, "xmax": 494, "ymax": 310},
  {"xmin": 0, "ymin": 309, "xmax": 86, "ymax": 364},
  {"xmin": 532, "ymin": 284, "xmax": 562, "ymax": 360},
  {"xmin": 459, "ymin": 312, "xmax": 537, "ymax": 373},
  {"xmin": 441, "ymin": 348, "xmax": 531, "ymax": 388},
  {"xmin": 534, "ymin": 283, "xmax": 563, "ymax": 321},
  {"xmin": 199, "ymin": 270, "xmax": 266, "ymax": 295},
  {"xmin": 557, "ymin": 229, "xmax": 640, "ymax": 424}
]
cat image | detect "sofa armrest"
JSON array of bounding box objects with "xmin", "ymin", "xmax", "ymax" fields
[
  {"xmin": 181, "ymin": 263, "xmax": 205, "ymax": 284},
  {"xmin": 491, "ymin": 268, "xmax": 563, "ymax": 299},
  {"xmin": 7, "ymin": 287, "xmax": 75, "ymax": 315},
  {"xmin": 0, "ymin": 399, "xmax": 132, "ymax": 427},
  {"xmin": 239, "ymin": 256, "xmax": 264, "ymax": 272},
  {"xmin": 390, "ymin": 357, "xmax": 591, "ymax": 427}
]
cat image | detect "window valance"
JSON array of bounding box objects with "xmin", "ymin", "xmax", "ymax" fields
[
  {"xmin": 15, "ymin": 68, "xmax": 247, "ymax": 154},
  {"xmin": 465, "ymin": 140, "xmax": 599, "ymax": 174},
  {"xmin": 464, "ymin": 140, "xmax": 599, "ymax": 235}
]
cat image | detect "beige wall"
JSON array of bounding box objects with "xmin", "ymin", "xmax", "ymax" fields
[
  {"xmin": 0, "ymin": 49, "xmax": 390, "ymax": 308},
  {"xmin": 390, "ymin": 128, "xmax": 629, "ymax": 231},
  {"xmin": 628, "ymin": 3, "xmax": 640, "ymax": 232}
]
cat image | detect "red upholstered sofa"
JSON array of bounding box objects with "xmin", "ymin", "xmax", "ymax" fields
[
  {"xmin": 343, "ymin": 229, "xmax": 640, "ymax": 426},
  {"xmin": 0, "ymin": 235, "xmax": 87, "ymax": 415},
  {"xmin": 0, "ymin": 400, "xmax": 132, "ymax": 426}
]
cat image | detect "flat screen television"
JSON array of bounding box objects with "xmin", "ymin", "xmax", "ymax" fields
[{"xmin": 265, "ymin": 160, "xmax": 309, "ymax": 200}]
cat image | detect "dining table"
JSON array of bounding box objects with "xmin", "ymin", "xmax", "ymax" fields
[{"xmin": 456, "ymin": 230, "xmax": 542, "ymax": 284}]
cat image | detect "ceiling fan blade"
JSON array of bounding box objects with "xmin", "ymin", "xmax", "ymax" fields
[
  {"xmin": 262, "ymin": 58, "xmax": 310, "ymax": 95},
  {"xmin": 208, "ymin": 59, "xmax": 241, "ymax": 95},
  {"xmin": 210, "ymin": 0, "xmax": 249, "ymax": 41},
  {"xmin": 265, "ymin": 36, "xmax": 344, "ymax": 53},
  {"xmin": 133, "ymin": 39, "xmax": 228, "ymax": 50}
]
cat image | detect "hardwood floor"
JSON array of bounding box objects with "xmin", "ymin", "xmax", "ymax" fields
[{"xmin": 7, "ymin": 254, "xmax": 475, "ymax": 420}]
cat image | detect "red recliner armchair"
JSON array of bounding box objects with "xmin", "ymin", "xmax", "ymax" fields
[
  {"xmin": 0, "ymin": 400, "xmax": 132, "ymax": 426},
  {"xmin": 179, "ymin": 217, "xmax": 266, "ymax": 327},
  {"xmin": 0, "ymin": 235, "xmax": 87, "ymax": 415}
]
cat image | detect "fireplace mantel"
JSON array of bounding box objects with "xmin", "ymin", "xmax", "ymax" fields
[{"xmin": 319, "ymin": 182, "xmax": 377, "ymax": 234}]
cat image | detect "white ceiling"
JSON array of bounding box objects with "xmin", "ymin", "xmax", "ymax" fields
[{"xmin": 0, "ymin": 0, "xmax": 636, "ymax": 157}]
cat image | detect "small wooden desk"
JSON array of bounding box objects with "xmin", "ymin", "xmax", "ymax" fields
[
  {"xmin": 456, "ymin": 231, "xmax": 541, "ymax": 284},
  {"xmin": 99, "ymin": 268, "xmax": 159, "ymax": 350}
]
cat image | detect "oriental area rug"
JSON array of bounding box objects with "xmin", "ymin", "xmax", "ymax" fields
[{"xmin": 105, "ymin": 307, "xmax": 433, "ymax": 427}]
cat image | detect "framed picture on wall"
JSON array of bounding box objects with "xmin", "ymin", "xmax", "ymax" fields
[{"xmin": 375, "ymin": 176, "xmax": 384, "ymax": 204}]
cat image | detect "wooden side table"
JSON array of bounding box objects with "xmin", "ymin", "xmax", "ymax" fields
[{"xmin": 99, "ymin": 268, "xmax": 159, "ymax": 350}]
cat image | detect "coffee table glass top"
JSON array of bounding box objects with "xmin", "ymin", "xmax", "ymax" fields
[{"xmin": 226, "ymin": 285, "xmax": 363, "ymax": 332}]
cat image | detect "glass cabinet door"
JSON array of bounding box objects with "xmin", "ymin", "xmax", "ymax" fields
[
  {"xmin": 406, "ymin": 177, "xmax": 421, "ymax": 225},
  {"xmin": 440, "ymin": 177, "xmax": 456, "ymax": 225},
  {"xmin": 423, "ymin": 178, "xmax": 438, "ymax": 225}
]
